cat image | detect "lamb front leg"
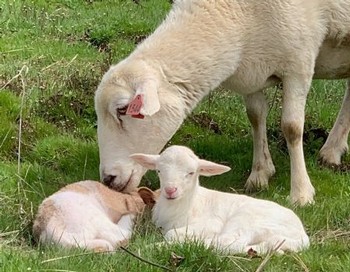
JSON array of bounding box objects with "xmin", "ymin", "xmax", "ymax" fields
[
  {"xmin": 319, "ymin": 79, "xmax": 350, "ymax": 165},
  {"xmin": 243, "ymin": 91, "xmax": 275, "ymax": 191},
  {"xmin": 164, "ymin": 226, "xmax": 218, "ymax": 248},
  {"xmin": 281, "ymin": 74, "xmax": 315, "ymax": 205}
]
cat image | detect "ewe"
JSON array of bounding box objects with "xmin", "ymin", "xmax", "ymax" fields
[
  {"xmin": 131, "ymin": 146, "xmax": 310, "ymax": 254},
  {"xmin": 95, "ymin": 0, "xmax": 350, "ymax": 205},
  {"xmin": 33, "ymin": 180, "xmax": 153, "ymax": 251}
]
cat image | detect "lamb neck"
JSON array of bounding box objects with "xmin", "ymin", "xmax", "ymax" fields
[{"xmin": 153, "ymin": 183, "xmax": 203, "ymax": 230}]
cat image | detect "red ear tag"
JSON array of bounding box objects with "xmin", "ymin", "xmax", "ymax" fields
[
  {"xmin": 131, "ymin": 113, "xmax": 145, "ymax": 119},
  {"xmin": 126, "ymin": 94, "xmax": 145, "ymax": 118}
]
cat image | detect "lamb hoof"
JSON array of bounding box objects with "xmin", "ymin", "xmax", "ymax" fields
[
  {"xmin": 116, "ymin": 239, "xmax": 129, "ymax": 247},
  {"xmin": 88, "ymin": 240, "xmax": 114, "ymax": 252}
]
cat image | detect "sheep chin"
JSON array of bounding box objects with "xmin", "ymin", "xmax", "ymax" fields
[{"xmin": 109, "ymin": 172, "xmax": 138, "ymax": 193}]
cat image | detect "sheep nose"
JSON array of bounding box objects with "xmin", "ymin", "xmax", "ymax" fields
[
  {"xmin": 164, "ymin": 187, "xmax": 177, "ymax": 198},
  {"xmin": 102, "ymin": 174, "xmax": 116, "ymax": 187}
]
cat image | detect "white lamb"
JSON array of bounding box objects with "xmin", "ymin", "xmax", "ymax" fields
[
  {"xmin": 95, "ymin": 0, "xmax": 350, "ymax": 206},
  {"xmin": 131, "ymin": 146, "xmax": 310, "ymax": 254},
  {"xmin": 33, "ymin": 180, "xmax": 154, "ymax": 252}
]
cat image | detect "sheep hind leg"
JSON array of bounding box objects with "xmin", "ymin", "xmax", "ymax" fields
[
  {"xmin": 282, "ymin": 74, "xmax": 315, "ymax": 205},
  {"xmin": 51, "ymin": 233, "xmax": 114, "ymax": 252},
  {"xmin": 216, "ymin": 233, "xmax": 291, "ymax": 255},
  {"xmin": 215, "ymin": 234, "xmax": 281, "ymax": 255},
  {"xmin": 96, "ymin": 214, "xmax": 135, "ymax": 249},
  {"xmin": 245, "ymin": 240, "xmax": 286, "ymax": 255},
  {"xmin": 246, "ymin": 234, "xmax": 308, "ymax": 255},
  {"xmin": 243, "ymin": 92, "xmax": 275, "ymax": 192},
  {"xmin": 319, "ymin": 79, "xmax": 350, "ymax": 166},
  {"xmin": 84, "ymin": 239, "xmax": 114, "ymax": 252}
]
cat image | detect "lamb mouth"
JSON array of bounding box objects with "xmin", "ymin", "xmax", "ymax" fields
[{"xmin": 166, "ymin": 195, "xmax": 178, "ymax": 200}]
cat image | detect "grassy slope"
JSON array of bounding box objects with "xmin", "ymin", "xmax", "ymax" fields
[{"xmin": 0, "ymin": 0, "xmax": 349, "ymax": 271}]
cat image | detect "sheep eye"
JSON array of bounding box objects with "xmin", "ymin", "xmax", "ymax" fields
[
  {"xmin": 187, "ymin": 172, "xmax": 194, "ymax": 176},
  {"xmin": 116, "ymin": 106, "xmax": 128, "ymax": 127},
  {"xmin": 117, "ymin": 105, "xmax": 128, "ymax": 116}
]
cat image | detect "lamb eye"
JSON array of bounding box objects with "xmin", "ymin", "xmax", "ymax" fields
[{"xmin": 187, "ymin": 172, "xmax": 194, "ymax": 176}]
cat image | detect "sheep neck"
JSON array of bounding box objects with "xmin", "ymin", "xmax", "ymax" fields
[{"xmin": 131, "ymin": 1, "xmax": 243, "ymax": 115}]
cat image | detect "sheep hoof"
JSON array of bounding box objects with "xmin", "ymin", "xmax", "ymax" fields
[
  {"xmin": 288, "ymin": 190, "xmax": 315, "ymax": 206},
  {"xmin": 319, "ymin": 143, "xmax": 348, "ymax": 166},
  {"xmin": 319, "ymin": 150, "xmax": 342, "ymax": 167},
  {"xmin": 244, "ymin": 171, "xmax": 272, "ymax": 192}
]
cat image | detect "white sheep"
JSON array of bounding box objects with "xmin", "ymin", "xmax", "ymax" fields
[
  {"xmin": 33, "ymin": 180, "xmax": 154, "ymax": 251},
  {"xmin": 95, "ymin": 0, "xmax": 350, "ymax": 205},
  {"xmin": 131, "ymin": 146, "xmax": 310, "ymax": 254}
]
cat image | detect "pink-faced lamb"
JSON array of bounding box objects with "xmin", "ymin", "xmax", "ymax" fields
[
  {"xmin": 131, "ymin": 146, "xmax": 310, "ymax": 254},
  {"xmin": 33, "ymin": 180, "xmax": 154, "ymax": 252},
  {"xmin": 95, "ymin": 0, "xmax": 350, "ymax": 206}
]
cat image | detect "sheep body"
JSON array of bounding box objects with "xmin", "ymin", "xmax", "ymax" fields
[
  {"xmin": 33, "ymin": 180, "xmax": 148, "ymax": 251},
  {"xmin": 131, "ymin": 146, "xmax": 309, "ymax": 254},
  {"xmin": 95, "ymin": 0, "xmax": 350, "ymax": 205},
  {"xmin": 156, "ymin": 187, "xmax": 309, "ymax": 253}
]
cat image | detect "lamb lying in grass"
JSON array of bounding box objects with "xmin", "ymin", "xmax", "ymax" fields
[
  {"xmin": 131, "ymin": 146, "xmax": 310, "ymax": 254},
  {"xmin": 33, "ymin": 180, "xmax": 154, "ymax": 252}
]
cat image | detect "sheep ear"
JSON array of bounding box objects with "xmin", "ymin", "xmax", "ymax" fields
[
  {"xmin": 198, "ymin": 159, "xmax": 231, "ymax": 177},
  {"xmin": 130, "ymin": 154, "xmax": 159, "ymax": 170},
  {"xmin": 128, "ymin": 79, "xmax": 160, "ymax": 116}
]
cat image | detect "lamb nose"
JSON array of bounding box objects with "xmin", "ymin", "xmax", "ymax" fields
[
  {"xmin": 102, "ymin": 174, "xmax": 116, "ymax": 187},
  {"xmin": 165, "ymin": 187, "xmax": 177, "ymax": 195}
]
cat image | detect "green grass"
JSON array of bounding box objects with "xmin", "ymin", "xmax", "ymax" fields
[{"xmin": 1, "ymin": 0, "xmax": 349, "ymax": 271}]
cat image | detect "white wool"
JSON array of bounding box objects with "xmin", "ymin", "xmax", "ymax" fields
[
  {"xmin": 33, "ymin": 180, "xmax": 147, "ymax": 251},
  {"xmin": 95, "ymin": 0, "xmax": 350, "ymax": 205},
  {"xmin": 131, "ymin": 146, "xmax": 310, "ymax": 254}
]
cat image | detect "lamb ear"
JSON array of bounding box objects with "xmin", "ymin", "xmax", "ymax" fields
[
  {"xmin": 134, "ymin": 79, "xmax": 160, "ymax": 116},
  {"xmin": 130, "ymin": 154, "xmax": 159, "ymax": 170},
  {"xmin": 198, "ymin": 159, "xmax": 231, "ymax": 177},
  {"xmin": 137, "ymin": 187, "xmax": 160, "ymax": 207}
]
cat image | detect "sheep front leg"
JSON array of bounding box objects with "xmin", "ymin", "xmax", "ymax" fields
[
  {"xmin": 244, "ymin": 92, "xmax": 275, "ymax": 191},
  {"xmin": 319, "ymin": 79, "xmax": 350, "ymax": 165},
  {"xmin": 282, "ymin": 75, "xmax": 315, "ymax": 205}
]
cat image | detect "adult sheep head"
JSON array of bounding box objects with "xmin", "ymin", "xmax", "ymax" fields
[{"xmin": 95, "ymin": 59, "xmax": 186, "ymax": 192}]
